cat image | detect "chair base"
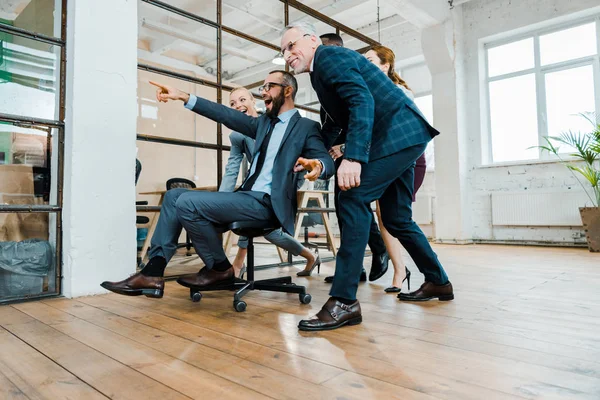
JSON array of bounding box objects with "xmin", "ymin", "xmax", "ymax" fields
[
  {"xmin": 183, "ymin": 221, "xmax": 312, "ymax": 312},
  {"xmin": 184, "ymin": 276, "xmax": 311, "ymax": 311}
]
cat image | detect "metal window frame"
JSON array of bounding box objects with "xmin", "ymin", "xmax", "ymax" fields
[
  {"xmin": 0, "ymin": 0, "xmax": 67, "ymax": 304},
  {"xmin": 138, "ymin": 0, "xmax": 379, "ymax": 271},
  {"xmin": 483, "ymin": 15, "xmax": 600, "ymax": 164},
  {"xmin": 138, "ymin": 0, "xmax": 380, "ymax": 188}
]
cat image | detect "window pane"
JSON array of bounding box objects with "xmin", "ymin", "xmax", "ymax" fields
[
  {"xmin": 540, "ymin": 23, "xmax": 597, "ymax": 66},
  {"xmin": 137, "ymin": 1, "xmax": 217, "ymax": 80},
  {"xmin": 0, "ymin": 34, "xmax": 60, "ymax": 120},
  {"xmin": 0, "ymin": 0, "xmax": 62, "ymax": 38},
  {"xmin": 545, "ymin": 65, "xmax": 596, "ymax": 154},
  {"xmin": 0, "ymin": 212, "xmax": 58, "ymax": 301},
  {"xmin": 138, "ymin": 71, "xmax": 218, "ymax": 144},
  {"xmin": 222, "ymin": 0, "xmax": 283, "ymax": 47},
  {"xmin": 414, "ymin": 95, "xmax": 435, "ymax": 169},
  {"xmin": 487, "ymin": 38, "xmax": 534, "ymax": 78},
  {"xmin": 489, "ymin": 74, "xmax": 539, "ymax": 162},
  {"xmin": 0, "ymin": 123, "xmax": 56, "ymax": 206}
]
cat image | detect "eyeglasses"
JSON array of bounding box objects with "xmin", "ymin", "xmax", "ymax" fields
[
  {"xmin": 258, "ymin": 82, "xmax": 288, "ymax": 93},
  {"xmin": 280, "ymin": 34, "xmax": 310, "ymax": 57}
]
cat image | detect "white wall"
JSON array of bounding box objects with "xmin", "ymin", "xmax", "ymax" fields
[
  {"xmin": 386, "ymin": 0, "xmax": 600, "ymax": 245},
  {"xmin": 62, "ymin": 0, "xmax": 138, "ymax": 297},
  {"xmin": 462, "ymin": 0, "xmax": 599, "ymax": 244}
]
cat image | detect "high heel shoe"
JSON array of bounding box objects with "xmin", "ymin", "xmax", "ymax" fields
[
  {"xmin": 296, "ymin": 255, "xmax": 321, "ymax": 277},
  {"xmin": 384, "ymin": 267, "xmax": 411, "ymax": 293}
]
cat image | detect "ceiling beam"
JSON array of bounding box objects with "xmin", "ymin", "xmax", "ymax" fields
[
  {"xmin": 142, "ymin": 18, "xmax": 264, "ymax": 63},
  {"xmin": 385, "ymin": 0, "xmax": 450, "ymax": 29}
]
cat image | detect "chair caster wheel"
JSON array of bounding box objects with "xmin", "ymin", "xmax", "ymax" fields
[
  {"xmin": 299, "ymin": 293, "xmax": 312, "ymax": 304},
  {"xmin": 191, "ymin": 291, "xmax": 202, "ymax": 303},
  {"xmin": 234, "ymin": 300, "xmax": 247, "ymax": 312}
]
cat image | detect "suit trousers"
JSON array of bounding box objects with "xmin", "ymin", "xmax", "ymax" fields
[
  {"xmin": 148, "ymin": 188, "xmax": 275, "ymax": 269},
  {"xmin": 334, "ymin": 158, "xmax": 387, "ymax": 256},
  {"xmin": 330, "ymin": 143, "xmax": 449, "ymax": 300}
]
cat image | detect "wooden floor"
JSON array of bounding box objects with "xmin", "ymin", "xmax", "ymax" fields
[{"xmin": 1, "ymin": 244, "xmax": 600, "ymax": 400}]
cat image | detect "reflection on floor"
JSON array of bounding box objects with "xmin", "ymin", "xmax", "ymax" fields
[{"xmin": 2, "ymin": 244, "xmax": 600, "ymax": 400}]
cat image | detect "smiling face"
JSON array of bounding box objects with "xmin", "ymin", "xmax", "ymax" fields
[
  {"xmin": 280, "ymin": 28, "xmax": 319, "ymax": 74},
  {"xmin": 260, "ymin": 72, "xmax": 288, "ymax": 117},
  {"xmin": 229, "ymin": 88, "xmax": 257, "ymax": 117},
  {"xmin": 364, "ymin": 49, "xmax": 390, "ymax": 75}
]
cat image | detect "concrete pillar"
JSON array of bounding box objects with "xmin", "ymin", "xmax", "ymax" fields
[
  {"xmin": 422, "ymin": 12, "xmax": 473, "ymax": 243},
  {"xmin": 62, "ymin": 0, "xmax": 138, "ymax": 297}
]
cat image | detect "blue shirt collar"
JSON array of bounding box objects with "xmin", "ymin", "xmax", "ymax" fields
[{"xmin": 275, "ymin": 108, "xmax": 297, "ymax": 123}]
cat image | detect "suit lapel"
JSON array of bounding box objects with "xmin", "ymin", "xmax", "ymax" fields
[{"xmin": 277, "ymin": 112, "xmax": 300, "ymax": 153}]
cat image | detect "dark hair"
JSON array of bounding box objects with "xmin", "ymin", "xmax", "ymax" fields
[
  {"xmin": 319, "ymin": 33, "xmax": 344, "ymax": 47},
  {"xmin": 366, "ymin": 45, "xmax": 411, "ymax": 92},
  {"xmin": 269, "ymin": 70, "xmax": 298, "ymax": 101}
]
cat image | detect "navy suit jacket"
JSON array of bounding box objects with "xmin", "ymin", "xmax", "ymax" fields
[
  {"xmin": 310, "ymin": 45, "xmax": 440, "ymax": 163},
  {"xmin": 190, "ymin": 97, "xmax": 334, "ymax": 234}
]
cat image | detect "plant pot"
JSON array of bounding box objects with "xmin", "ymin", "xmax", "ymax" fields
[{"xmin": 579, "ymin": 207, "xmax": 600, "ymax": 252}]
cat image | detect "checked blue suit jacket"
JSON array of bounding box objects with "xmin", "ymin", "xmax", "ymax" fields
[{"xmin": 310, "ymin": 45, "xmax": 440, "ymax": 164}]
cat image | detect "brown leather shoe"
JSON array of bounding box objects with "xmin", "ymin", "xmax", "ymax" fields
[
  {"xmin": 398, "ymin": 281, "xmax": 454, "ymax": 301},
  {"xmin": 298, "ymin": 297, "xmax": 362, "ymax": 331},
  {"xmin": 176, "ymin": 266, "xmax": 234, "ymax": 288},
  {"xmin": 100, "ymin": 272, "xmax": 164, "ymax": 298}
]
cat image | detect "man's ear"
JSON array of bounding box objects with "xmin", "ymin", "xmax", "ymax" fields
[{"xmin": 285, "ymin": 85, "xmax": 294, "ymax": 99}]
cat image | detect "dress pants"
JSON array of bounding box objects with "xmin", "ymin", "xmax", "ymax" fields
[
  {"xmin": 330, "ymin": 143, "xmax": 449, "ymax": 300},
  {"xmin": 148, "ymin": 189, "xmax": 275, "ymax": 268}
]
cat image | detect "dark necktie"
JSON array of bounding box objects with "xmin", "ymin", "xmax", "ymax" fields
[{"xmin": 241, "ymin": 117, "xmax": 280, "ymax": 191}]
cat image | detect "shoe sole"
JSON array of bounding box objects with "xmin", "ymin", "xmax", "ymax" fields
[
  {"xmin": 298, "ymin": 316, "xmax": 363, "ymax": 331},
  {"xmin": 100, "ymin": 283, "xmax": 163, "ymax": 299},
  {"xmin": 398, "ymin": 294, "xmax": 454, "ymax": 302},
  {"xmin": 176, "ymin": 277, "xmax": 235, "ymax": 289}
]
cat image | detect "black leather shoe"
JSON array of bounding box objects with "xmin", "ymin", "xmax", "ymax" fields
[
  {"xmin": 398, "ymin": 281, "xmax": 454, "ymax": 301},
  {"xmin": 101, "ymin": 272, "xmax": 164, "ymax": 298},
  {"xmin": 298, "ymin": 297, "xmax": 362, "ymax": 331},
  {"xmin": 369, "ymin": 252, "xmax": 389, "ymax": 282},
  {"xmin": 324, "ymin": 269, "xmax": 367, "ymax": 284}
]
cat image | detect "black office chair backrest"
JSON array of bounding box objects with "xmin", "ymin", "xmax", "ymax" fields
[
  {"xmin": 166, "ymin": 178, "xmax": 196, "ymax": 190},
  {"xmin": 135, "ymin": 159, "xmax": 142, "ymax": 185}
]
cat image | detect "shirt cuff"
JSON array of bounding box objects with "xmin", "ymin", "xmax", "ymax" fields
[
  {"xmin": 318, "ymin": 160, "xmax": 326, "ymax": 179},
  {"xmin": 184, "ymin": 94, "xmax": 198, "ymax": 110}
]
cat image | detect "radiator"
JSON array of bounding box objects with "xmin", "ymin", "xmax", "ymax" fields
[
  {"xmin": 491, "ymin": 191, "xmax": 590, "ymax": 226},
  {"xmin": 413, "ymin": 195, "xmax": 433, "ymax": 225}
]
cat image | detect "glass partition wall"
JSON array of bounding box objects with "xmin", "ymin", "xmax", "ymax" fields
[
  {"xmin": 136, "ymin": 0, "xmax": 380, "ymax": 275},
  {"xmin": 0, "ymin": 0, "xmax": 66, "ymax": 303}
]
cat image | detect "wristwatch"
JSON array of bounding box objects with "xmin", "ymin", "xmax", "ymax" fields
[{"xmin": 340, "ymin": 144, "xmax": 346, "ymax": 154}]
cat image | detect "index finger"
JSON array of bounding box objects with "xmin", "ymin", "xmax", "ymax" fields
[{"xmin": 149, "ymin": 80, "xmax": 167, "ymax": 90}]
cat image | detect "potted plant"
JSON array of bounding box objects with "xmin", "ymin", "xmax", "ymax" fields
[{"xmin": 538, "ymin": 113, "xmax": 600, "ymax": 252}]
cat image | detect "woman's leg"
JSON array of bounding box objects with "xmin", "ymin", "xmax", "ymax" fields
[
  {"xmin": 375, "ymin": 200, "xmax": 406, "ymax": 288},
  {"xmin": 264, "ymin": 229, "xmax": 318, "ymax": 271}
]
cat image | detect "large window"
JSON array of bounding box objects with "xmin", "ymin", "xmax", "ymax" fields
[
  {"xmin": 0, "ymin": 1, "xmax": 66, "ymax": 303},
  {"xmin": 484, "ymin": 18, "xmax": 600, "ymax": 163}
]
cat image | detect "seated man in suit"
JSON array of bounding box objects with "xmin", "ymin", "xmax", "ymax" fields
[{"xmin": 101, "ymin": 70, "xmax": 334, "ymax": 298}]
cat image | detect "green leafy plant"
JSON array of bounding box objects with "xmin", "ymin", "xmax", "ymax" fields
[{"xmin": 536, "ymin": 113, "xmax": 600, "ymax": 207}]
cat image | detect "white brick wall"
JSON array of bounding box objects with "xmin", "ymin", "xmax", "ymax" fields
[{"xmin": 385, "ymin": 0, "xmax": 600, "ymax": 245}]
